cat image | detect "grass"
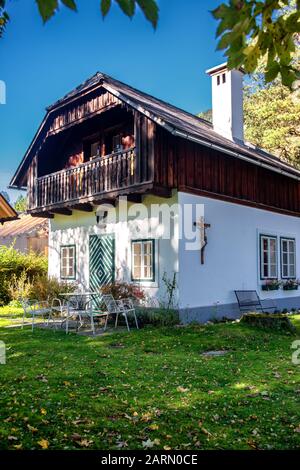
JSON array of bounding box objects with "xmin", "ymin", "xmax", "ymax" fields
[{"xmin": 0, "ymin": 309, "xmax": 300, "ymax": 450}]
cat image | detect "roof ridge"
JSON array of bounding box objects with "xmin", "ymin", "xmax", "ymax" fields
[{"xmin": 47, "ymin": 70, "xmax": 213, "ymax": 129}]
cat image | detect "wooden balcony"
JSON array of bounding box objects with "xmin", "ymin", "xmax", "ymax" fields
[{"xmin": 28, "ymin": 147, "xmax": 154, "ymax": 213}]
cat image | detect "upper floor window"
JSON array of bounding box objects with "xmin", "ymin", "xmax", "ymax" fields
[
  {"xmin": 61, "ymin": 245, "xmax": 76, "ymax": 280},
  {"xmin": 281, "ymin": 238, "xmax": 296, "ymax": 279},
  {"xmin": 260, "ymin": 235, "xmax": 277, "ymax": 279},
  {"xmin": 132, "ymin": 240, "xmax": 155, "ymax": 282}
]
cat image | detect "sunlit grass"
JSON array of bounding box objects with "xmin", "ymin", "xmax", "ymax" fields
[{"xmin": 0, "ymin": 310, "xmax": 299, "ymax": 450}]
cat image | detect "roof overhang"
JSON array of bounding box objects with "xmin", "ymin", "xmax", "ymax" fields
[
  {"xmin": 0, "ymin": 194, "xmax": 18, "ymax": 224},
  {"xmin": 9, "ymin": 72, "xmax": 300, "ymax": 189}
]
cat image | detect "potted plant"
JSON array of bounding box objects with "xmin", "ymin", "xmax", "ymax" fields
[
  {"xmin": 261, "ymin": 279, "xmax": 281, "ymax": 291},
  {"xmin": 282, "ymin": 279, "xmax": 299, "ymax": 291}
]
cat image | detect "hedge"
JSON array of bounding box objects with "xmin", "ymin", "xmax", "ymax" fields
[
  {"xmin": 0, "ymin": 245, "xmax": 48, "ymax": 305},
  {"xmin": 240, "ymin": 313, "xmax": 296, "ymax": 334}
]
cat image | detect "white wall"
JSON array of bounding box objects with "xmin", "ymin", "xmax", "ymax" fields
[
  {"xmin": 48, "ymin": 193, "xmax": 179, "ymax": 307},
  {"xmin": 178, "ymin": 192, "xmax": 300, "ymax": 310}
]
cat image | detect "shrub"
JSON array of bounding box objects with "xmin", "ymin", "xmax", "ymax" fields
[
  {"xmin": 241, "ymin": 313, "xmax": 296, "ymax": 334},
  {"xmin": 30, "ymin": 275, "xmax": 77, "ymax": 302},
  {"xmin": 100, "ymin": 282, "xmax": 146, "ymax": 303},
  {"xmin": 136, "ymin": 308, "xmax": 179, "ymax": 327},
  {"xmin": 7, "ymin": 271, "xmax": 33, "ymax": 303},
  {"xmin": 0, "ymin": 245, "xmax": 47, "ymax": 305}
]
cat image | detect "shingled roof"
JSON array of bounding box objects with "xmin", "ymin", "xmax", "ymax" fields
[
  {"xmin": 0, "ymin": 213, "xmax": 48, "ymax": 237},
  {"xmin": 0, "ymin": 194, "xmax": 18, "ymax": 224},
  {"xmin": 10, "ymin": 72, "xmax": 300, "ymax": 188}
]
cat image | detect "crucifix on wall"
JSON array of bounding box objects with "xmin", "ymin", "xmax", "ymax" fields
[{"xmin": 194, "ymin": 217, "xmax": 211, "ymax": 265}]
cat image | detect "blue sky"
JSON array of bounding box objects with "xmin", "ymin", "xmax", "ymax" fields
[{"xmin": 0, "ymin": 0, "xmax": 224, "ymax": 202}]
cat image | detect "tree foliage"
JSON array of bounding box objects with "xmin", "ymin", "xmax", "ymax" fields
[
  {"xmin": 244, "ymin": 82, "xmax": 300, "ymax": 165},
  {"xmin": 0, "ymin": 0, "xmax": 9, "ymax": 38},
  {"xmin": 212, "ymin": 0, "xmax": 300, "ymax": 88},
  {"xmin": 198, "ymin": 78, "xmax": 300, "ymax": 167},
  {"xmin": 1, "ymin": 1, "xmax": 299, "ymax": 87},
  {"xmin": 0, "ymin": 0, "xmax": 158, "ymax": 37},
  {"xmin": 14, "ymin": 194, "xmax": 27, "ymax": 212}
]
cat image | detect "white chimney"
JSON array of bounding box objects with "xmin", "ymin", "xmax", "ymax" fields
[{"xmin": 206, "ymin": 63, "xmax": 244, "ymax": 144}]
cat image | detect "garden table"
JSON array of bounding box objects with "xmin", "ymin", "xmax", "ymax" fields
[{"xmin": 59, "ymin": 292, "xmax": 105, "ymax": 335}]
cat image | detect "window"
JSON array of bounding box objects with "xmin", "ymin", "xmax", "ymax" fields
[
  {"xmin": 90, "ymin": 141, "xmax": 101, "ymax": 158},
  {"xmin": 60, "ymin": 245, "xmax": 76, "ymax": 280},
  {"xmin": 217, "ymin": 75, "xmax": 221, "ymax": 86},
  {"xmin": 132, "ymin": 240, "xmax": 155, "ymax": 282},
  {"xmin": 222, "ymin": 73, "xmax": 226, "ymax": 83},
  {"xmin": 112, "ymin": 134, "xmax": 123, "ymax": 152},
  {"xmin": 260, "ymin": 235, "xmax": 277, "ymax": 279},
  {"xmin": 281, "ymin": 238, "xmax": 296, "ymax": 279}
]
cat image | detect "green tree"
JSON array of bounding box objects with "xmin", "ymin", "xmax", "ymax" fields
[
  {"xmin": 198, "ymin": 109, "xmax": 212, "ymax": 123},
  {"xmin": 213, "ymin": 0, "xmax": 300, "ymax": 88},
  {"xmin": 0, "ymin": 0, "xmax": 158, "ymax": 38},
  {"xmin": 14, "ymin": 194, "xmax": 27, "ymax": 212},
  {"xmin": 244, "ymin": 83, "xmax": 300, "ymax": 166},
  {"xmin": 198, "ymin": 77, "xmax": 300, "ymax": 167}
]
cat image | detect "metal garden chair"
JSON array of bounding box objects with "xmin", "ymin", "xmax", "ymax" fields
[
  {"xmin": 234, "ymin": 290, "xmax": 276, "ymax": 314},
  {"xmin": 20, "ymin": 298, "xmax": 54, "ymax": 331},
  {"xmin": 118, "ymin": 298, "xmax": 139, "ymax": 330}
]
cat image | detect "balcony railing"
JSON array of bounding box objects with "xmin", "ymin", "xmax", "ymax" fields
[{"xmin": 29, "ymin": 148, "xmax": 144, "ymax": 210}]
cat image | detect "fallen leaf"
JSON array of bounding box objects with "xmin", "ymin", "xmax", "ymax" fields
[
  {"xmin": 149, "ymin": 424, "xmax": 159, "ymax": 430},
  {"xmin": 37, "ymin": 439, "xmax": 49, "ymax": 449},
  {"xmin": 177, "ymin": 386, "xmax": 189, "ymax": 393},
  {"xmin": 27, "ymin": 424, "xmax": 38, "ymax": 433},
  {"xmin": 78, "ymin": 439, "xmax": 93, "ymax": 448},
  {"xmin": 142, "ymin": 438, "xmax": 155, "ymax": 449}
]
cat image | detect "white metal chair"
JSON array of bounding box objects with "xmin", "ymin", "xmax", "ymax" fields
[
  {"xmin": 20, "ymin": 299, "xmax": 54, "ymax": 331},
  {"xmin": 102, "ymin": 295, "xmax": 139, "ymax": 332},
  {"xmin": 118, "ymin": 298, "xmax": 139, "ymax": 330},
  {"xmin": 101, "ymin": 294, "xmax": 124, "ymax": 329}
]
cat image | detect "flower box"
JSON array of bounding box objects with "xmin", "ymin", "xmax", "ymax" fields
[
  {"xmin": 261, "ymin": 284, "xmax": 280, "ymax": 291},
  {"xmin": 282, "ymin": 284, "xmax": 298, "ymax": 291}
]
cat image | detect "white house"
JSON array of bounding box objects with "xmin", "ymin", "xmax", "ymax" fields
[{"xmin": 10, "ymin": 64, "xmax": 300, "ymax": 321}]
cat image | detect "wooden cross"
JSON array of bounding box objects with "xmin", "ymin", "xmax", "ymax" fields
[{"xmin": 194, "ymin": 218, "xmax": 211, "ymax": 265}]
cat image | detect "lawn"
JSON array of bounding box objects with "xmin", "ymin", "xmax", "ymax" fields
[{"xmin": 0, "ymin": 310, "xmax": 300, "ymax": 450}]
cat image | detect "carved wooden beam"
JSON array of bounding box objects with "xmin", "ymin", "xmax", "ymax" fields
[
  {"xmin": 126, "ymin": 194, "xmax": 142, "ymax": 203},
  {"xmin": 30, "ymin": 212, "xmax": 54, "ymax": 219},
  {"xmin": 71, "ymin": 203, "xmax": 94, "ymax": 212},
  {"xmin": 93, "ymin": 198, "xmax": 116, "ymax": 207},
  {"xmin": 50, "ymin": 208, "xmax": 72, "ymax": 216}
]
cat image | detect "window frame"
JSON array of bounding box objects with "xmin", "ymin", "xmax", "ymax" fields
[
  {"xmin": 259, "ymin": 234, "xmax": 278, "ymax": 280},
  {"xmin": 280, "ymin": 237, "xmax": 296, "ymax": 280},
  {"xmin": 60, "ymin": 245, "xmax": 76, "ymax": 280},
  {"xmin": 131, "ymin": 239, "xmax": 155, "ymax": 282}
]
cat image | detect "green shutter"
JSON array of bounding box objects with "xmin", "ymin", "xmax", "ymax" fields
[{"xmin": 89, "ymin": 235, "xmax": 115, "ymax": 292}]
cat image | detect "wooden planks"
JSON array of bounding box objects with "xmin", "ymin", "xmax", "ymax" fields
[{"xmin": 154, "ymin": 126, "xmax": 300, "ymax": 216}]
